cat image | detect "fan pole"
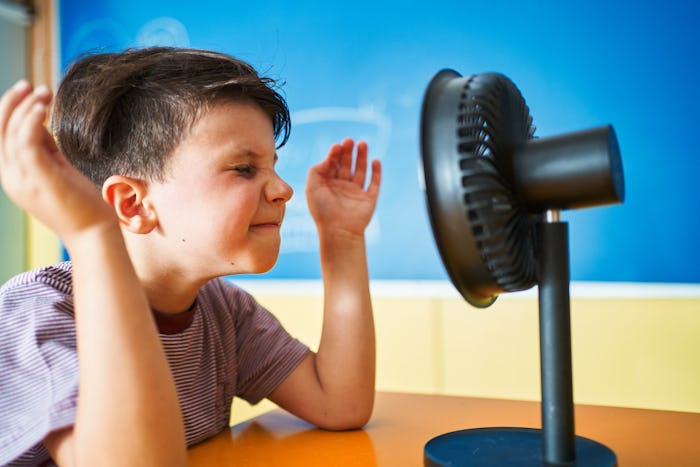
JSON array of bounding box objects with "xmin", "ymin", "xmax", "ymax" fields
[{"xmin": 537, "ymin": 210, "xmax": 576, "ymax": 464}]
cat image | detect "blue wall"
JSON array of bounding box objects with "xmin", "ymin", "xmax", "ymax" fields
[{"xmin": 58, "ymin": 0, "xmax": 700, "ymax": 283}]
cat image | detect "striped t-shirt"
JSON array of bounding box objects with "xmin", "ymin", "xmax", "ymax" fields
[{"xmin": 0, "ymin": 262, "xmax": 310, "ymax": 466}]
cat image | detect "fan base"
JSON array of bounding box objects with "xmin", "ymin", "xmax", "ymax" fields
[{"xmin": 424, "ymin": 427, "xmax": 616, "ymax": 466}]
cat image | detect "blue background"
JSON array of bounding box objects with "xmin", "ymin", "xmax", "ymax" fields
[{"xmin": 58, "ymin": 0, "xmax": 699, "ymax": 283}]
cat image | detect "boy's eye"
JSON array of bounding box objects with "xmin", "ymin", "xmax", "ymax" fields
[{"xmin": 233, "ymin": 165, "xmax": 256, "ymax": 177}]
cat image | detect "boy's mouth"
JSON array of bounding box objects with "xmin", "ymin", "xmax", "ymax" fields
[{"xmin": 250, "ymin": 220, "xmax": 282, "ymax": 229}]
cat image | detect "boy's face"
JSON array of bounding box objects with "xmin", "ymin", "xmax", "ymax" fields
[{"xmin": 144, "ymin": 100, "xmax": 293, "ymax": 278}]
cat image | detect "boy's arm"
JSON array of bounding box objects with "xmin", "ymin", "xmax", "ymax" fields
[
  {"xmin": 269, "ymin": 138, "xmax": 381, "ymax": 430},
  {"xmin": 0, "ymin": 81, "xmax": 186, "ymax": 466}
]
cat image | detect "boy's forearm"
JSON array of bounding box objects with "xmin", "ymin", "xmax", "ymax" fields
[
  {"xmin": 66, "ymin": 225, "xmax": 186, "ymax": 466},
  {"xmin": 315, "ymin": 231, "xmax": 376, "ymax": 423}
]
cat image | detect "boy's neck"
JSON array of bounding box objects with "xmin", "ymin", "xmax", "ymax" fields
[
  {"xmin": 123, "ymin": 235, "xmax": 209, "ymax": 315},
  {"xmin": 142, "ymin": 276, "xmax": 203, "ymax": 314}
]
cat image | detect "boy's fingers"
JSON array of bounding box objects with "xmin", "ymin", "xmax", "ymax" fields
[
  {"xmin": 331, "ymin": 144, "xmax": 345, "ymax": 177},
  {"xmin": 352, "ymin": 141, "xmax": 368, "ymax": 187},
  {"xmin": 0, "ymin": 81, "xmax": 32, "ymax": 150},
  {"xmin": 337, "ymin": 138, "xmax": 354, "ymax": 180},
  {"xmin": 318, "ymin": 144, "xmax": 341, "ymax": 178},
  {"xmin": 366, "ymin": 159, "xmax": 382, "ymax": 199},
  {"xmin": 21, "ymin": 102, "xmax": 50, "ymax": 150},
  {"xmin": 5, "ymin": 88, "xmax": 52, "ymax": 162},
  {"xmin": 41, "ymin": 123, "xmax": 60, "ymax": 155},
  {"xmin": 6, "ymin": 85, "xmax": 51, "ymax": 140}
]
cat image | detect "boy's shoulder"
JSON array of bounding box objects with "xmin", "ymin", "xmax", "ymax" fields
[
  {"xmin": 0, "ymin": 261, "xmax": 73, "ymax": 299},
  {"xmin": 0, "ymin": 262, "xmax": 78, "ymax": 466}
]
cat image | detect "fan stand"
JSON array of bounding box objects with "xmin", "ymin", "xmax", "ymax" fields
[{"xmin": 424, "ymin": 210, "xmax": 617, "ymax": 467}]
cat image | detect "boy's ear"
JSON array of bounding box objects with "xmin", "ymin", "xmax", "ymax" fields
[{"xmin": 101, "ymin": 175, "xmax": 158, "ymax": 234}]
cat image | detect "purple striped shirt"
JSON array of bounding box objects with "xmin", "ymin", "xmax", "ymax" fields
[{"xmin": 0, "ymin": 262, "xmax": 309, "ymax": 466}]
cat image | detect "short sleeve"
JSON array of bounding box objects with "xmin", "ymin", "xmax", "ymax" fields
[
  {"xmin": 218, "ymin": 280, "xmax": 309, "ymax": 404},
  {"xmin": 0, "ymin": 270, "xmax": 79, "ymax": 465}
]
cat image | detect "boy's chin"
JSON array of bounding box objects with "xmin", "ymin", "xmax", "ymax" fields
[
  {"xmin": 226, "ymin": 257, "xmax": 279, "ymax": 276},
  {"xmin": 250, "ymin": 263, "xmax": 276, "ymax": 275}
]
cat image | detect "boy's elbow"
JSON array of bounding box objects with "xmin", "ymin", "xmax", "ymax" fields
[
  {"xmin": 316, "ymin": 401, "xmax": 374, "ymax": 431},
  {"xmin": 317, "ymin": 416, "xmax": 370, "ymax": 431},
  {"xmin": 344, "ymin": 410, "xmax": 373, "ymax": 430}
]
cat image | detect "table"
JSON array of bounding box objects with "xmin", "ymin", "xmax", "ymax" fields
[{"xmin": 187, "ymin": 392, "xmax": 700, "ymax": 466}]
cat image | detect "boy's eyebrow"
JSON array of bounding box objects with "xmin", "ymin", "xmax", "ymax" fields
[{"xmin": 223, "ymin": 147, "xmax": 278, "ymax": 165}]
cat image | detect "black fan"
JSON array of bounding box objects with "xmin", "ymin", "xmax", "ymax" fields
[{"xmin": 420, "ymin": 70, "xmax": 624, "ymax": 466}]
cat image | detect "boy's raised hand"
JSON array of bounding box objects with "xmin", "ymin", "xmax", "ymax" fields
[
  {"xmin": 1, "ymin": 84, "xmax": 187, "ymax": 466},
  {"xmin": 306, "ymin": 138, "xmax": 381, "ymax": 237},
  {"xmin": 272, "ymin": 138, "xmax": 380, "ymax": 429},
  {"xmin": 0, "ymin": 81, "xmax": 117, "ymax": 244}
]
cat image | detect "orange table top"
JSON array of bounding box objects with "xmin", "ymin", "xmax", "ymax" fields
[{"xmin": 188, "ymin": 391, "xmax": 700, "ymax": 466}]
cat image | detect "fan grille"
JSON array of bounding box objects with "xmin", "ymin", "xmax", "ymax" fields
[{"xmin": 455, "ymin": 74, "xmax": 537, "ymax": 292}]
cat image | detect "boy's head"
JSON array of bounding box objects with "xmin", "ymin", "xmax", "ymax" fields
[{"xmin": 52, "ymin": 47, "xmax": 290, "ymax": 187}]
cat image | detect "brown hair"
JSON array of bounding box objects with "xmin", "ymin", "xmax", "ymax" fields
[{"xmin": 52, "ymin": 47, "xmax": 291, "ymax": 186}]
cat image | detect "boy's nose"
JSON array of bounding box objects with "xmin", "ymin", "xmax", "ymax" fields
[{"xmin": 267, "ymin": 173, "xmax": 293, "ymax": 204}]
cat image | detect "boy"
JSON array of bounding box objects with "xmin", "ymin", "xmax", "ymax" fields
[{"xmin": 0, "ymin": 47, "xmax": 381, "ymax": 466}]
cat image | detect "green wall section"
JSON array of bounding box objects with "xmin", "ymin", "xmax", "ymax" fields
[
  {"xmin": 0, "ymin": 193, "xmax": 25, "ymax": 283},
  {"xmin": 0, "ymin": 2, "xmax": 29, "ymax": 282}
]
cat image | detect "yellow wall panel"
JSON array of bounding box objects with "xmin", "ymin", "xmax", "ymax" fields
[
  {"xmin": 436, "ymin": 295, "xmax": 699, "ymax": 413},
  {"xmin": 27, "ymin": 217, "xmax": 60, "ymax": 269},
  {"xmin": 439, "ymin": 297, "xmax": 541, "ymax": 401},
  {"xmin": 372, "ymin": 297, "xmax": 439, "ymax": 394},
  {"xmin": 570, "ymin": 298, "xmax": 700, "ymax": 412}
]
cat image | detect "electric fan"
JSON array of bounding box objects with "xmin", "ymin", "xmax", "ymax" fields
[{"xmin": 420, "ymin": 70, "xmax": 624, "ymax": 466}]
